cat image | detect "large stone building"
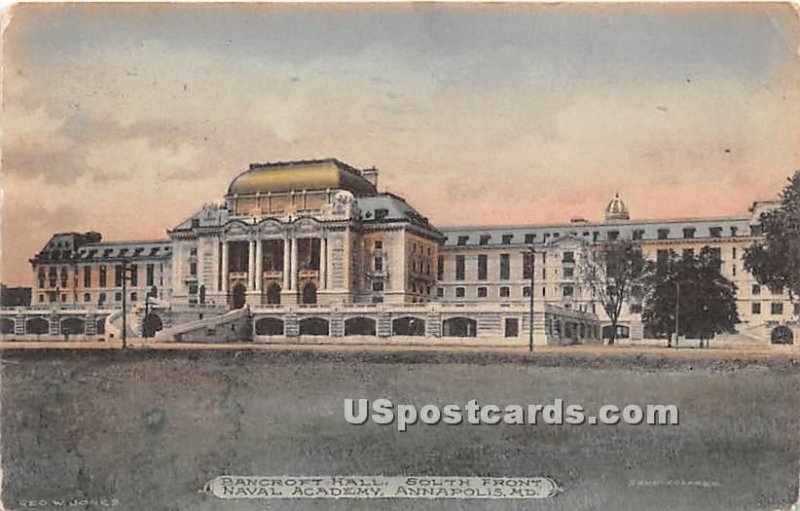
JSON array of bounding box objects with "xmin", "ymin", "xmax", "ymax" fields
[{"xmin": 4, "ymin": 158, "xmax": 797, "ymax": 345}]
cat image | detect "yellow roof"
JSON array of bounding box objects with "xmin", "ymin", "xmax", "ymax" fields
[{"xmin": 227, "ymin": 159, "xmax": 376, "ymax": 196}]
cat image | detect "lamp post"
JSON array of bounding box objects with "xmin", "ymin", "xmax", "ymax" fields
[
  {"xmin": 119, "ymin": 260, "xmax": 136, "ymax": 349},
  {"xmin": 525, "ymin": 247, "xmax": 540, "ymax": 352}
]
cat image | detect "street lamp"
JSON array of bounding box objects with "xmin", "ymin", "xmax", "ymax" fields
[
  {"xmin": 524, "ymin": 247, "xmax": 540, "ymax": 352},
  {"xmin": 119, "ymin": 260, "xmax": 136, "ymax": 349}
]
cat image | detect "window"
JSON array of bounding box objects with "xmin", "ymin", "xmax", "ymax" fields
[
  {"xmin": 563, "ymin": 267, "xmax": 574, "ymax": 278},
  {"xmin": 61, "ymin": 294, "xmax": 67, "ymax": 303},
  {"xmin": 607, "ymin": 231, "xmax": 619, "ymax": 241},
  {"xmin": 499, "ymin": 286, "xmax": 510, "ymax": 298},
  {"xmin": 657, "ymin": 229, "xmax": 670, "ymax": 240},
  {"xmin": 562, "ymin": 251, "xmax": 575, "ymax": 263},
  {"xmin": 437, "ymin": 256, "xmax": 444, "ymax": 280},
  {"xmin": 477, "ymin": 287, "xmax": 487, "ymax": 298},
  {"xmin": 632, "ymin": 229, "xmax": 645, "ymax": 241},
  {"xmin": 60, "ymin": 267, "xmax": 68, "ymax": 287},
  {"xmin": 752, "ymin": 285, "xmax": 761, "ymax": 296},
  {"xmin": 732, "ymin": 247, "xmax": 737, "ymax": 260},
  {"xmin": 709, "ymin": 227, "xmax": 722, "ymax": 238},
  {"xmin": 129, "ymin": 264, "xmax": 138, "ymax": 286},
  {"xmin": 115, "ymin": 265, "xmax": 123, "ymax": 287},
  {"xmin": 479, "ymin": 234, "xmax": 491, "ymax": 246},
  {"xmin": 683, "ymin": 227, "xmax": 696, "ymax": 239},
  {"xmin": 190, "ymin": 247, "xmax": 198, "ymax": 256},
  {"xmin": 189, "ymin": 262, "xmax": 197, "ymax": 277},
  {"xmin": 83, "ymin": 293, "xmax": 90, "ymax": 302},
  {"xmin": 455, "ymin": 287, "xmax": 465, "ymax": 298},
  {"xmin": 188, "ymin": 283, "xmax": 198, "ymax": 295},
  {"xmin": 751, "ymin": 302, "xmax": 761, "ymax": 314},
  {"xmin": 372, "ymin": 282, "xmax": 384, "ymax": 292},
  {"xmin": 455, "ymin": 256, "xmax": 465, "ymax": 280},
  {"xmin": 563, "ymin": 285, "xmax": 574, "ymax": 297},
  {"xmin": 524, "ymin": 233, "xmax": 536, "ymax": 244},
  {"xmin": 131, "ymin": 292, "xmax": 138, "ymax": 302},
  {"xmin": 730, "ymin": 226, "xmax": 738, "ymax": 237},
  {"xmin": 523, "ymin": 286, "xmax": 531, "ymax": 297},
  {"xmin": 374, "ymin": 240, "xmax": 383, "ymax": 250},
  {"xmin": 38, "ymin": 268, "xmax": 46, "ymax": 288},
  {"xmin": 504, "ymin": 318, "xmax": 519, "ymax": 338},
  {"xmin": 83, "ymin": 266, "xmax": 91, "ymax": 287},
  {"xmin": 39, "ymin": 294, "xmax": 44, "ymax": 303},
  {"xmin": 374, "ymin": 257, "xmax": 383, "ymax": 272},
  {"xmin": 523, "ymin": 252, "xmax": 533, "ymax": 279},
  {"xmin": 770, "ymin": 285, "xmax": 784, "ymax": 295},
  {"xmin": 477, "ymin": 255, "xmax": 488, "ymax": 280},
  {"xmin": 499, "ymin": 254, "xmax": 510, "ymax": 280},
  {"xmin": 457, "ymin": 236, "xmax": 469, "ymax": 246},
  {"xmin": 437, "ymin": 288, "xmax": 444, "ymax": 298},
  {"xmin": 501, "ymin": 234, "xmax": 513, "ymax": 245},
  {"xmin": 794, "ymin": 303, "xmax": 800, "ymax": 316},
  {"xmin": 146, "ymin": 264, "xmax": 155, "ymax": 286},
  {"xmin": 115, "ymin": 292, "xmax": 122, "ymax": 302},
  {"xmin": 771, "ymin": 302, "xmax": 784, "ymax": 315}
]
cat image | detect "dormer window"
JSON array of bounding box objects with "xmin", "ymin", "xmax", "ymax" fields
[{"xmin": 457, "ymin": 236, "xmax": 469, "ymax": 246}]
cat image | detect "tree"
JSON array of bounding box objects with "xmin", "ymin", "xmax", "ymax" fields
[
  {"xmin": 743, "ymin": 171, "xmax": 800, "ymax": 310},
  {"xmin": 580, "ymin": 240, "xmax": 648, "ymax": 345},
  {"xmin": 643, "ymin": 247, "xmax": 739, "ymax": 346}
]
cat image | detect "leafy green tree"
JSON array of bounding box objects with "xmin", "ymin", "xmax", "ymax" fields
[
  {"xmin": 643, "ymin": 247, "xmax": 739, "ymax": 346},
  {"xmin": 743, "ymin": 171, "xmax": 800, "ymax": 310},
  {"xmin": 580, "ymin": 240, "xmax": 648, "ymax": 345}
]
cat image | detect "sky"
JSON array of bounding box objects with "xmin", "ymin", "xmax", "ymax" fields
[{"xmin": 2, "ymin": 3, "xmax": 800, "ymax": 285}]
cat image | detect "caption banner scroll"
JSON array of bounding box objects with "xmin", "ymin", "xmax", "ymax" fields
[{"xmin": 203, "ymin": 475, "xmax": 561, "ymax": 499}]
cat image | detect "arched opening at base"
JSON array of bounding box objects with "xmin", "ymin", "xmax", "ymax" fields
[
  {"xmin": 255, "ymin": 317, "xmax": 284, "ymax": 336},
  {"xmin": 345, "ymin": 317, "xmax": 376, "ymax": 336},
  {"xmin": 771, "ymin": 325, "xmax": 794, "ymax": 345},
  {"xmin": 299, "ymin": 317, "xmax": 329, "ymax": 336},
  {"xmin": 392, "ymin": 317, "xmax": 426, "ymax": 336},
  {"xmin": 442, "ymin": 317, "xmax": 477, "ymax": 337}
]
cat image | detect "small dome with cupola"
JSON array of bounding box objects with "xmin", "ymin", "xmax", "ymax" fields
[{"xmin": 605, "ymin": 192, "xmax": 630, "ymax": 222}]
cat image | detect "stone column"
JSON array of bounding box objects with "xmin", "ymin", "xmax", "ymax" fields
[
  {"xmin": 320, "ymin": 237, "xmax": 328, "ymax": 290},
  {"xmin": 221, "ymin": 241, "xmax": 229, "ymax": 293},
  {"xmin": 248, "ymin": 240, "xmax": 256, "ymax": 289},
  {"xmin": 282, "ymin": 237, "xmax": 291, "ymax": 290},
  {"xmin": 255, "ymin": 240, "xmax": 263, "ymax": 291},
  {"xmin": 290, "ymin": 237, "xmax": 298, "ymax": 291}
]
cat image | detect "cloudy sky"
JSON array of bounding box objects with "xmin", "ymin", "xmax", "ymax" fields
[{"xmin": 2, "ymin": 3, "xmax": 799, "ymax": 284}]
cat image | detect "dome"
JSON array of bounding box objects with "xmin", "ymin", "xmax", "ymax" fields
[
  {"xmin": 605, "ymin": 193, "xmax": 630, "ymax": 221},
  {"xmin": 227, "ymin": 158, "xmax": 377, "ymax": 197}
]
